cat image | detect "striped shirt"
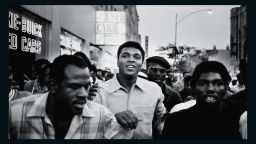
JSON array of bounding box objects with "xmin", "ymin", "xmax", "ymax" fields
[{"xmin": 9, "ymin": 92, "xmax": 133, "ymax": 139}]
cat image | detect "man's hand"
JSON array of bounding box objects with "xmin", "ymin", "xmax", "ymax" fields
[
  {"xmin": 88, "ymin": 83, "xmax": 99, "ymax": 101},
  {"xmin": 115, "ymin": 110, "xmax": 142, "ymax": 129}
]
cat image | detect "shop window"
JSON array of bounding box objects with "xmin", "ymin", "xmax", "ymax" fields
[
  {"xmin": 9, "ymin": 6, "xmax": 48, "ymax": 80},
  {"xmin": 60, "ymin": 29, "xmax": 84, "ymax": 55}
]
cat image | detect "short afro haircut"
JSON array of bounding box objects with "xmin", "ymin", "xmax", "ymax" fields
[
  {"xmin": 117, "ymin": 41, "xmax": 145, "ymax": 61},
  {"xmin": 190, "ymin": 61, "xmax": 231, "ymax": 89},
  {"xmin": 74, "ymin": 52, "xmax": 92, "ymax": 71},
  {"xmin": 50, "ymin": 55, "xmax": 88, "ymax": 84}
]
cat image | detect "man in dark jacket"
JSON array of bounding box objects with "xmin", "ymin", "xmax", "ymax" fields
[
  {"xmin": 146, "ymin": 56, "xmax": 182, "ymax": 112},
  {"xmin": 162, "ymin": 61, "xmax": 246, "ymax": 138},
  {"xmin": 146, "ymin": 56, "xmax": 182, "ymax": 139}
]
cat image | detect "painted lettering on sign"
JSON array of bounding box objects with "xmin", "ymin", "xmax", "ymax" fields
[
  {"xmin": 8, "ymin": 10, "xmax": 43, "ymax": 54},
  {"xmin": 9, "ymin": 33, "xmax": 18, "ymax": 50},
  {"xmin": 96, "ymin": 11, "xmax": 126, "ymax": 45},
  {"xmin": 9, "ymin": 12, "xmax": 20, "ymax": 30},
  {"xmin": 21, "ymin": 36, "xmax": 41, "ymax": 54}
]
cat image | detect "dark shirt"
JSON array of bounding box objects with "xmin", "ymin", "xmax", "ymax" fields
[
  {"xmin": 179, "ymin": 88, "xmax": 192, "ymax": 102},
  {"xmin": 153, "ymin": 83, "xmax": 182, "ymax": 139},
  {"xmin": 162, "ymin": 99, "xmax": 245, "ymax": 139},
  {"xmin": 227, "ymin": 89, "xmax": 247, "ymax": 109},
  {"xmin": 162, "ymin": 83, "xmax": 182, "ymax": 112}
]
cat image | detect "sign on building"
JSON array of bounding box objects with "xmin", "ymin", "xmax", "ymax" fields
[
  {"xmin": 9, "ymin": 10, "xmax": 43, "ymax": 54},
  {"xmin": 60, "ymin": 30, "xmax": 83, "ymax": 55},
  {"xmin": 96, "ymin": 11, "xmax": 126, "ymax": 45}
]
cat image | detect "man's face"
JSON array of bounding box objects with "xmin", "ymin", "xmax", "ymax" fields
[
  {"xmin": 118, "ymin": 47, "xmax": 143, "ymax": 78},
  {"xmin": 56, "ymin": 65, "xmax": 91, "ymax": 115},
  {"xmin": 147, "ymin": 62, "xmax": 166, "ymax": 86},
  {"xmin": 195, "ymin": 72, "xmax": 226, "ymax": 109}
]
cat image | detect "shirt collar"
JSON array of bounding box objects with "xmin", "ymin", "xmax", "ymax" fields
[
  {"xmin": 109, "ymin": 74, "xmax": 146, "ymax": 93},
  {"xmin": 135, "ymin": 77, "xmax": 147, "ymax": 91},
  {"xmin": 27, "ymin": 92, "xmax": 96, "ymax": 118},
  {"xmin": 109, "ymin": 74, "xmax": 124, "ymax": 93},
  {"xmin": 27, "ymin": 92, "xmax": 49, "ymax": 117},
  {"xmin": 81, "ymin": 101, "xmax": 96, "ymax": 118}
]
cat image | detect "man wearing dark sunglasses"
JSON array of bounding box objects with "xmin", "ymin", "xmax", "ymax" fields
[{"xmin": 146, "ymin": 56, "xmax": 182, "ymax": 139}]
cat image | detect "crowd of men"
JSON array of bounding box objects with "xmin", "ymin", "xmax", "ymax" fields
[{"xmin": 9, "ymin": 41, "xmax": 247, "ymax": 139}]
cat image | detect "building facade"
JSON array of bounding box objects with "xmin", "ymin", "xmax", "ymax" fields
[
  {"xmin": 92, "ymin": 5, "xmax": 140, "ymax": 73},
  {"xmin": 9, "ymin": 5, "xmax": 140, "ymax": 79},
  {"xmin": 9, "ymin": 5, "xmax": 96, "ymax": 79},
  {"xmin": 230, "ymin": 5, "xmax": 247, "ymax": 65}
]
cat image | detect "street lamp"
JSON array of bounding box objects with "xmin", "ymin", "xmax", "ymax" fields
[{"xmin": 174, "ymin": 9, "xmax": 213, "ymax": 47}]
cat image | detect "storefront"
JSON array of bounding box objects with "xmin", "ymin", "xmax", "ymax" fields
[
  {"xmin": 9, "ymin": 6, "xmax": 49, "ymax": 79},
  {"xmin": 60, "ymin": 29, "xmax": 84, "ymax": 55}
]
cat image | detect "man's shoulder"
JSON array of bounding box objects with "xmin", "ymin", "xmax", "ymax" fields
[
  {"xmin": 85, "ymin": 101, "xmax": 114, "ymax": 117},
  {"xmin": 170, "ymin": 104, "xmax": 196, "ymax": 118},
  {"xmin": 11, "ymin": 94, "xmax": 39, "ymax": 103},
  {"xmin": 170, "ymin": 100, "xmax": 196, "ymax": 113},
  {"xmin": 87, "ymin": 100, "xmax": 108, "ymax": 109},
  {"xmin": 10, "ymin": 94, "xmax": 45, "ymax": 109},
  {"xmin": 138, "ymin": 77, "xmax": 161, "ymax": 90},
  {"xmin": 166, "ymin": 107, "xmax": 194, "ymax": 125},
  {"xmin": 139, "ymin": 77, "xmax": 156, "ymax": 84},
  {"xmin": 228, "ymin": 89, "xmax": 246, "ymax": 101},
  {"xmin": 164, "ymin": 84, "xmax": 180, "ymax": 96},
  {"xmin": 14, "ymin": 90, "xmax": 32, "ymax": 100},
  {"xmin": 98, "ymin": 78, "xmax": 113, "ymax": 89}
]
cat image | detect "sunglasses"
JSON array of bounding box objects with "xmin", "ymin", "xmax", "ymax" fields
[{"xmin": 148, "ymin": 67, "xmax": 166, "ymax": 74}]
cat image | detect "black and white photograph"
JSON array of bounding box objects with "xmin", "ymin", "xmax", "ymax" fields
[{"xmin": 8, "ymin": 5, "xmax": 248, "ymax": 139}]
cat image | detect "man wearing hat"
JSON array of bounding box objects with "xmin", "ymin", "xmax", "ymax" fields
[
  {"xmin": 146, "ymin": 56, "xmax": 182, "ymax": 139},
  {"xmin": 146, "ymin": 56, "xmax": 182, "ymax": 112}
]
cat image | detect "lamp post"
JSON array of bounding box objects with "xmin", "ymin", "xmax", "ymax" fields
[{"xmin": 174, "ymin": 9, "xmax": 213, "ymax": 47}]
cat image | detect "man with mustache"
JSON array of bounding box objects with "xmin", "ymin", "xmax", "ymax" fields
[
  {"xmin": 162, "ymin": 61, "xmax": 246, "ymax": 138},
  {"xmin": 94, "ymin": 41, "xmax": 166, "ymax": 139},
  {"xmin": 9, "ymin": 55, "xmax": 132, "ymax": 139}
]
